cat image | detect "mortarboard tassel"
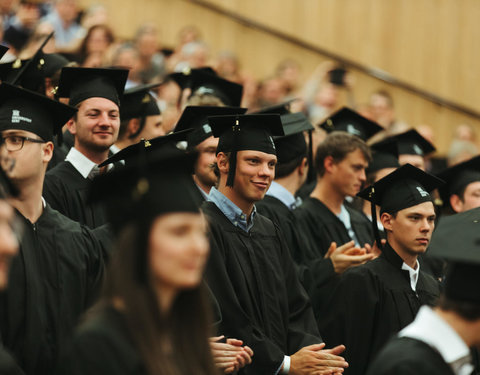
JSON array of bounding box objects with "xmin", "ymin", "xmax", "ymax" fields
[
  {"xmin": 306, "ymin": 129, "xmax": 315, "ymax": 183},
  {"xmin": 226, "ymin": 118, "xmax": 240, "ymax": 187},
  {"xmin": 369, "ymin": 186, "xmax": 383, "ymax": 251}
]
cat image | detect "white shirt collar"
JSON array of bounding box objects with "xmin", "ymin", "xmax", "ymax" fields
[
  {"xmin": 401, "ymin": 261, "xmax": 420, "ymax": 291},
  {"xmin": 266, "ymin": 181, "xmax": 297, "ymax": 210},
  {"xmin": 65, "ymin": 147, "xmax": 98, "ymax": 179},
  {"xmin": 109, "ymin": 144, "xmax": 121, "ymax": 155},
  {"xmin": 65, "ymin": 147, "xmax": 113, "ymax": 179},
  {"xmin": 400, "ymin": 306, "xmax": 473, "ymax": 375}
]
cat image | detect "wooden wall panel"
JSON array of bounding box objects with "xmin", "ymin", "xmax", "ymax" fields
[{"xmin": 78, "ymin": 0, "xmax": 480, "ymax": 154}]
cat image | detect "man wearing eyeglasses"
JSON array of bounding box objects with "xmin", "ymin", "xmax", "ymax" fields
[{"xmin": 0, "ymin": 83, "xmax": 110, "ymax": 375}]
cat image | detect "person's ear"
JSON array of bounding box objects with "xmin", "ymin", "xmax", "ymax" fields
[
  {"xmin": 127, "ymin": 119, "xmax": 140, "ymax": 137},
  {"xmin": 450, "ymin": 194, "xmax": 464, "ymax": 213},
  {"xmin": 66, "ymin": 118, "xmax": 76, "ymax": 135},
  {"xmin": 381, "ymin": 212, "xmax": 394, "ymax": 232},
  {"xmin": 217, "ymin": 152, "xmax": 229, "ymax": 174},
  {"xmin": 42, "ymin": 141, "xmax": 54, "ymax": 163}
]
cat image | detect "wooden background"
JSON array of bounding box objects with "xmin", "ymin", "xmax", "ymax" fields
[{"xmin": 79, "ymin": 0, "xmax": 480, "ymax": 154}]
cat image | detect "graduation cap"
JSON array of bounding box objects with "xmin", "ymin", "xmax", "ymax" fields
[
  {"xmin": 389, "ymin": 129, "xmax": 436, "ymax": 156},
  {"xmin": 120, "ymin": 83, "xmax": 162, "ymax": 121},
  {"xmin": 170, "ymin": 67, "xmax": 243, "ymax": 106},
  {"xmin": 0, "ymin": 82, "xmax": 77, "ymax": 141},
  {"xmin": 319, "ymin": 107, "xmax": 383, "ymax": 141},
  {"xmin": 428, "ymin": 207, "xmax": 480, "ymax": 303},
  {"xmin": 357, "ymin": 163, "xmax": 444, "ymax": 249},
  {"xmin": 209, "ymin": 113, "xmax": 284, "ymax": 187},
  {"xmin": 274, "ymin": 112, "xmax": 313, "ymax": 164},
  {"xmin": 366, "ymin": 138, "xmax": 400, "ymax": 175},
  {"xmin": 90, "ymin": 146, "xmax": 203, "ymax": 235},
  {"xmin": 57, "ymin": 67, "xmax": 129, "ymax": 107},
  {"xmin": 174, "ymin": 105, "xmax": 247, "ymax": 148},
  {"xmin": 99, "ymin": 129, "xmax": 192, "ymax": 168},
  {"xmin": 251, "ymin": 98, "xmax": 298, "ymax": 115},
  {"xmin": 436, "ymin": 155, "xmax": 480, "ymax": 207}
]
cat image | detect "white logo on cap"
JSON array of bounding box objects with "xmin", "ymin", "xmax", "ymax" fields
[
  {"xmin": 202, "ymin": 124, "xmax": 212, "ymax": 134},
  {"xmin": 11, "ymin": 110, "xmax": 32, "ymax": 124},
  {"xmin": 416, "ymin": 186, "xmax": 429, "ymax": 197},
  {"xmin": 196, "ymin": 87, "xmax": 214, "ymax": 95},
  {"xmin": 413, "ymin": 144, "xmax": 423, "ymax": 155},
  {"xmin": 269, "ymin": 136, "xmax": 275, "ymax": 150},
  {"xmin": 347, "ymin": 124, "xmax": 362, "ymax": 136}
]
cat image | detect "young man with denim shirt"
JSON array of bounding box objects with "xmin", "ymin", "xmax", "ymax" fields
[{"xmin": 202, "ymin": 113, "xmax": 348, "ymax": 375}]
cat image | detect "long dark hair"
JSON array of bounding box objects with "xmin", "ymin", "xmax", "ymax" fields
[
  {"xmin": 102, "ymin": 216, "xmax": 218, "ymax": 375},
  {"xmin": 76, "ymin": 24, "xmax": 115, "ymax": 64}
]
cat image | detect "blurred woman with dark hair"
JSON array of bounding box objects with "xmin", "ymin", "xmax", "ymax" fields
[
  {"xmin": 76, "ymin": 24, "xmax": 115, "ymax": 67},
  {"xmin": 56, "ymin": 149, "xmax": 219, "ymax": 375}
]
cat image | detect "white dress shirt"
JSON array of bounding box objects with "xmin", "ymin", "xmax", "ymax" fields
[
  {"xmin": 400, "ymin": 306, "xmax": 473, "ymax": 375},
  {"xmin": 401, "ymin": 261, "xmax": 420, "ymax": 292}
]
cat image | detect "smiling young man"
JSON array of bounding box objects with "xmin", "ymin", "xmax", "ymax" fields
[
  {"xmin": 319, "ymin": 164, "xmax": 442, "ymax": 375},
  {"xmin": 43, "ymin": 67, "xmax": 128, "ymax": 228},
  {"xmin": 202, "ymin": 113, "xmax": 348, "ymax": 375},
  {"xmin": 0, "ymin": 83, "xmax": 109, "ymax": 375},
  {"xmin": 173, "ymin": 105, "xmax": 247, "ymax": 199}
]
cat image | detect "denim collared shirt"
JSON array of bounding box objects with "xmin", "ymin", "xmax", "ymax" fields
[
  {"xmin": 208, "ymin": 187, "xmax": 256, "ymax": 233},
  {"xmin": 266, "ymin": 181, "xmax": 302, "ymax": 210}
]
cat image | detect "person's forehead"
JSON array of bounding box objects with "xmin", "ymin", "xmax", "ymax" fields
[
  {"xmin": 197, "ymin": 135, "xmax": 218, "ymax": 149},
  {"xmin": 78, "ymin": 97, "xmax": 119, "ymax": 112},
  {"xmin": 1, "ymin": 129, "xmax": 38, "ymax": 138},
  {"xmin": 238, "ymin": 149, "xmax": 277, "ymax": 161},
  {"xmin": 399, "ymin": 201, "xmax": 435, "ymax": 215},
  {"xmin": 465, "ymin": 181, "xmax": 480, "ymax": 193}
]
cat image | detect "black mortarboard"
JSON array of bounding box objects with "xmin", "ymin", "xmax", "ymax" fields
[
  {"xmin": 319, "ymin": 107, "xmax": 383, "ymax": 141},
  {"xmin": 357, "ymin": 163, "xmax": 444, "ymax": 249},
  {"xmin": 0, "ymin": 32, "xmax": 54, "ymax": 94},
  {"xmin": 120, "ymin": 83, "xmax": 161, "ymax": 121},
  {"xmin": 275, "ymin": 112, "xmax": 313, "ymax": 164},
  {"xmin": 90, "ymin": 147, "xmax": 203, "ymax": 233},
  {"xmin": 436, "ymin": 155, "xmax": 480, "ymax": 207},
  {"xmin": 428, "ymin": 207, "xmax": 480, "ymax": 303},
  {"xmin": 99, "ymin": 129, "xmax": 192, "ymax": 168},
  {"xmin": 252, "ymin": 98, "xmax": 298, "ymax": 115},
  {"xmin": 0, "ymin": 82, "xmax": 77, "ymax": 141},
  {"xmin": 170, "ymin": 67, "xmax": 243, "ymax": 106},
  {"xmin": 174, "ymin": 105, "xmax": 247, "ymax": 148},
  {"xmin": 366, "ymin": 138, "xmax": 400, "ymax": 175},
  {"xmin": 209, "ymin": 113, "xmax": 284, "ymax": 186},
  {"xmin": 57, "ymin": 67, "xmax": 129, "ymax": 107},
  {"xmin": 0, "ymin": 53, "xmax": 68, "ymax": 94},
  {"xmin": 42, "ymin": 53, "xmax": 70, "ymax": 78},
  {"xmin": 389, "ymin": 129, "xmax": 436, "ymax": 156}
]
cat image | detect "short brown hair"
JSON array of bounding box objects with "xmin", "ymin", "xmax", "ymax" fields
[{"xmin": 315, "ymin": 131, "xmax": 371, "ymax": 177}]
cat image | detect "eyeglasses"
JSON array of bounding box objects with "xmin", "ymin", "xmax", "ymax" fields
[{"xmin": 0, "ymin": 135, "xmax": 46, "ymax": 151}]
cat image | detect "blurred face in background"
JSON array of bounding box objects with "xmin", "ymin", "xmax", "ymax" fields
[{"xmin": 148, "ymin": 212, "xmax": 209, "ymax": 294}]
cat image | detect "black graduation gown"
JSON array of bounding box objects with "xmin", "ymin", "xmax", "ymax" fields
[
  {"xmin": 202, "ymin": 202, "xmax": 322, "ymax": 375},
  {"xmin": 0, "ymin": 348, "xmax": 24, "ymax": 375},
  {"xmin": 0, "ymin": 205, "xmax": 109, "ymax": 375},
  {"xmin": 366, "ymin": 337, "xmax": 454, "ymax": 375},
  {"xmin": 56, "ymin": 306, "xmax": 145, "ymax": 375},
  {"xmin": 292, "ymin": 197, "xmax": 374, "ymax": 322},
  {"xmin": 256, "ymin": 195, "xmax": 335, "ymax": 302},
  {"xmin": 43, "ymin": 161, "xmax": 108, "ymax": 229},
  {"xmin": 293, "ymin": 197, "xmax": 374, "ymax": 255},
  {"xmin": 319, "ymin": 243, "xmax": 440, "ymax": 375}
]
